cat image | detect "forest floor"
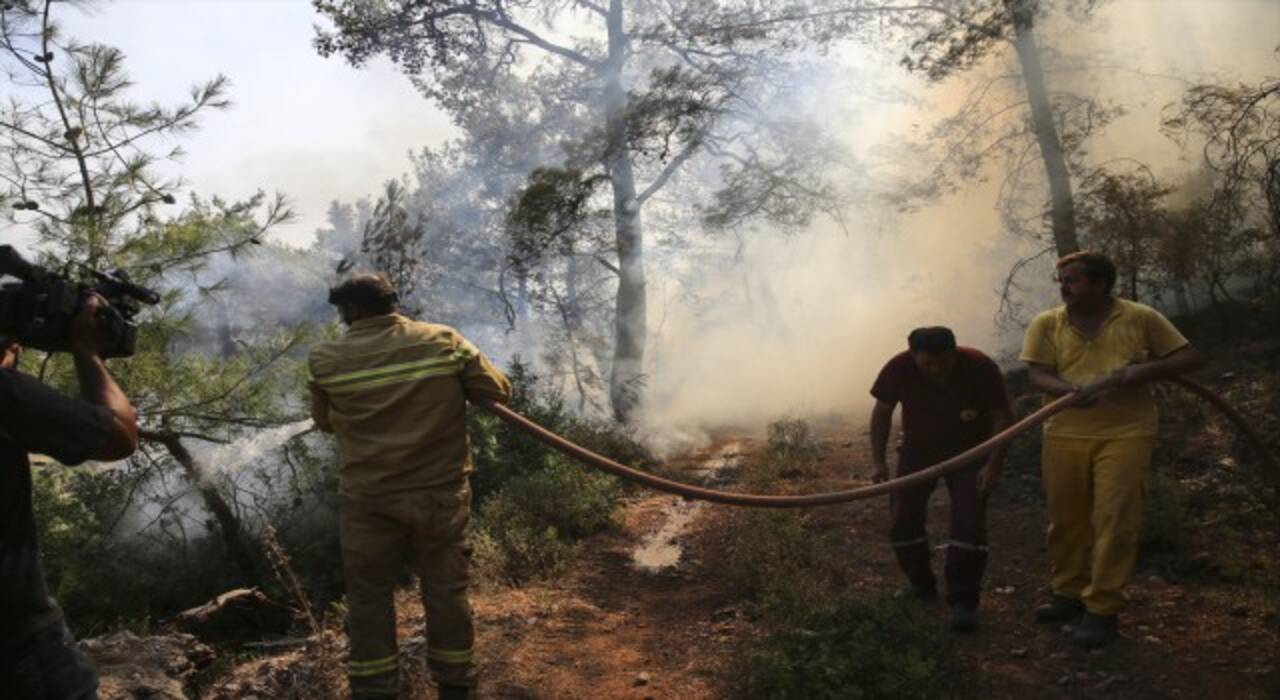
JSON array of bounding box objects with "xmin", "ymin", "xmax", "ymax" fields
[{"xmin": 196, "ymin": 359, "xmax": 1280, "ymax": 699}]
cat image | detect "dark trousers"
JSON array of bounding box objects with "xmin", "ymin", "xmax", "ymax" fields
[
  {"xmin": 0, "ymin": 621, "xmax": 98, "ymax": 700},
  {"xmin": 889, "ymin": 459, "xmax": 988, "ymax": 609}
]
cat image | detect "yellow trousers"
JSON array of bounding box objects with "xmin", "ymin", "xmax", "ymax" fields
[{"xmin": 1041, "ymin": 435, "xmax": 1155, "ymax": 616}]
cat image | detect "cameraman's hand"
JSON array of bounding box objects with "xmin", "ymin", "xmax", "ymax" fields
[{"xmin": 70, "ymin": 292, "xmax": 112, "ymax": 357}]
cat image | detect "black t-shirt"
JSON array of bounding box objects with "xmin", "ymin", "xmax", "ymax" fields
[{"xmin": 1, "ymin": 368, "xmax": 113, "ymax": 650}]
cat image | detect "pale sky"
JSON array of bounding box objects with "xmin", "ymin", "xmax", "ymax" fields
[{"xmin": 58, "ymin": 0, "xmax": 456, "ymax": 247}]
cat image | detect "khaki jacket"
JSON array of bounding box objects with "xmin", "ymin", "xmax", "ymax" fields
[{"xmin": 308, "ymin": 314, "xmax": 511, "ymax": 496}]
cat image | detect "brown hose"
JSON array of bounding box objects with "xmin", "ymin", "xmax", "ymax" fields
[
  {"xmin": 1167, "ymin": 376, "xmax": 1279, "ymax": 485},
  {"xmin": 471, "ymin": 376, "xmax": 1278, "ymax": 508}
]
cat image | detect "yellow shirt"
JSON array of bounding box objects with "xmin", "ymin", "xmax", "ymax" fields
[
  {"xmin": 1020, "ymin": 298, "xmax": 1189, "ymax": 439},
  {"xmin": 308, "ymin": 314, "xmax": 511, "ymax": 496}
]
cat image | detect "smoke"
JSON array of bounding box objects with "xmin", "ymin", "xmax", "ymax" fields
[
  {"xmin": 192, "ymin": 420, "xmax": 314, "ymax": 483},
  {"xmin": 635, "ymin": 204, "xmax": 1025, "ymax": 455}
]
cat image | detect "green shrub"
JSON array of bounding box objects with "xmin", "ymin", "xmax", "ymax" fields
[
  {"xmin": 727, "ymin": 510, "xmax": 838, "ymax": 617},
  {"xmin": 473, "ymin": 453, "xmax": 619, "ymax": 582},
  {"xmin": 739, "ymin": 417, "xmax": 822, "ymax": 488},
  {"xmin": 466, "ymin": 358, "xmax": 643, "ymax": 582},
  {"xmin": 468, "ymin": 358, "xmax": 649, "ymax": 503},
  {"xmin": 765, "ymin": 417, "xmax": 821, "ymax": 463},
  {"xmin": 736, "ymin": 594, "xmax": 949, "ymax": 700},
  {"xmin": 32, "ymin": 463, "xmax": 242, "ymax": 631}
]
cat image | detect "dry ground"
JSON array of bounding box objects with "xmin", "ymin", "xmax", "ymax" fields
[{"xmin": 203, "ymin": 419, "xmax": 1279, "ymax": 699}]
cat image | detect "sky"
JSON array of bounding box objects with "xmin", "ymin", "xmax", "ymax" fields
[{"xmin": 54, "ymin": 0, "xmax": 456, "ymax": 246}]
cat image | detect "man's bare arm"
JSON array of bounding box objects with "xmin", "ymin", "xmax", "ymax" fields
[
  {"xmin": 869, "ymin": 399, "xmax": 895, "ymax": 482},
  {"xmin": 71, "ymin": 294, "xmax": 138, "ymax": 460},
  {"xmin": 1119, "ymin": 346, "xmax": 1208, "ymax": 386},
  {"xmin": 1026, "ymin": 362, "xmax": 1078, "ymax": 397}
]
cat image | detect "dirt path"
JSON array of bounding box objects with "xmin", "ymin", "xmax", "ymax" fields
[{"xmin": 463, "ymin": 439, "xmax": 757, "ymax": 698}]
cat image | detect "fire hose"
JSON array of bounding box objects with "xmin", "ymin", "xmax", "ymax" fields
[{"xmin": 471, "ymin": 375, "xmax": 1279, "ymax": 508}]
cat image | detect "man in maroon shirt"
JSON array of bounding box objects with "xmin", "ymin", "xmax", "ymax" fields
[{"xmin": 869, "ymin": 327, "xmax": 1012, "ymax": 631}]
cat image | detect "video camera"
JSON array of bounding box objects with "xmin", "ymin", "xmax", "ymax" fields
[{"xmin": 0, "ymin": 244, "xmax": 160, "ymax": 358}]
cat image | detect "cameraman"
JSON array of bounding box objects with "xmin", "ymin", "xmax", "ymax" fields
[{"xmin": 1, "ymin": 293, "xmax": 138, "ymax": 700}]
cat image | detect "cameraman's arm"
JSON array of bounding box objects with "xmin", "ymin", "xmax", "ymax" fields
[{"xmin": 71, "ymin": 294, "xmax": 138, "ymax": 460}]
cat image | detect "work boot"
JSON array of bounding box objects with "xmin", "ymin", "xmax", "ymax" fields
[
  {"xmin": 1034, "ymin": 595, "xmax": 1084, "ymax": 624},
  {"xmin": 438, "ymin": 684, "xmax": 471, "ymax": 700},
  {"xmin": 894, "ymin": 582, "xmax": 938, "ymax": 603},
  {"xmin": 1072, "ymin": 612, "xmax": 1119, "ymax": 649},
  {"xmin": 949, "ymin": 605, "xmax": 979, "ymax": 633}
]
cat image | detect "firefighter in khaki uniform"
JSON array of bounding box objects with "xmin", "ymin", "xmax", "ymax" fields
[
  {"xmin": 1021, "ymin": 251, "xmax": 1205, "ymax": 648},
  {"xmin": 309, "ymin": 274, "xmax": 511, "ymax": 700}
]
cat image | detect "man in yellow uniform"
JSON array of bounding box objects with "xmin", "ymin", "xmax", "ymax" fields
[
  {"xmin": 309, "ymin": 274, "xmax": 511, "ymax": 700},
  {"xmin": 1021, "ymin": 251, "xmax": 1205, "ymax": 648}
]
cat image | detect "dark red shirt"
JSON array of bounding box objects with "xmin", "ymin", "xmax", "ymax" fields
[{"xmin": 870, "ymin": 347, "xmax": 1010, "ymax": 467}]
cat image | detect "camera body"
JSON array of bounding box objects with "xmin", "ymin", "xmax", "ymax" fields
[{"xmin": 0, "ymin": 245, "xmax": 159, "ymax": 358}]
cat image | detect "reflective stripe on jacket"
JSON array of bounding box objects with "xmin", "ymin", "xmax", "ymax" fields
[{"xmin": 308, "ymin": 314, "xmax": 511, "ymax": 496}]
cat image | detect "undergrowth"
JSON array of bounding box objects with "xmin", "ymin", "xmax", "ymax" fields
[
  {"xmin": 467, "ymin": 359, "xmax": 645, "ymax": 583},
  {"xmin": 728, "ymin": 417, "xmax": 951, "ymax": 700}
]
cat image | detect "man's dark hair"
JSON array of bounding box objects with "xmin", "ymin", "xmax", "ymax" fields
[
  {"xmin": 1057, "ymin": 251, "xmax": 1117, "ymax": 294},
  {"xmin": 328, "ymin": 273, "xmax": 398, "ymax": 314},
  {"xmin": 907, "ymin": 326, "xmax": 957, "ymax": 355}
]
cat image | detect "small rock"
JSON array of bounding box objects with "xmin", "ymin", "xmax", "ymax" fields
[
  {"xmin": 1049, "ymin": 652, "xmax": 1069, "ymax": 661},
  {"xmin": 1057, "ymin": 674, "xmax": 1072, "ymax": 686},
  {"xmin": 634, "ymin": 671, "xmax": 651, "ymax": 687},
  {"xmin": 1229, "ymin": 606, "xmax": 1249, "ymax": 618},
  {"xmin": 1144, "ymin": 635, "xmax": 1161, "ymax": 644},
  {"xmin": 1146, "ymin": 575, "xmax": 1167, "ymax": 585},
  {"xmin": 711, "ymin": 607, "xmax": 737, "ymax": 622},
  {"xmin": 1010, "ymin": 647, "xmax": 1029, "ymax": 658}
]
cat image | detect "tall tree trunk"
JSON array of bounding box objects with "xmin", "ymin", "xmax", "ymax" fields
[
  {"xmin": 604, "ymin": 0, "xmax": 645, "ymax": 422},
  {"xmin": 1008, "ymin": 0, "xmax": 1080, "ymax": 256},
  {"xmin": 149, "ymin": 432, "xmax": 259, "ymax": 578}
]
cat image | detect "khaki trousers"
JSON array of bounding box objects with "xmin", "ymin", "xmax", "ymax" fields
[
  {"xmin": 1042, "ymin": 435, "xmax": 1155, "ymax": 616},
  {"xmin": 340, "ymin": 481, "xmax": 475, "ymax": 698}
]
